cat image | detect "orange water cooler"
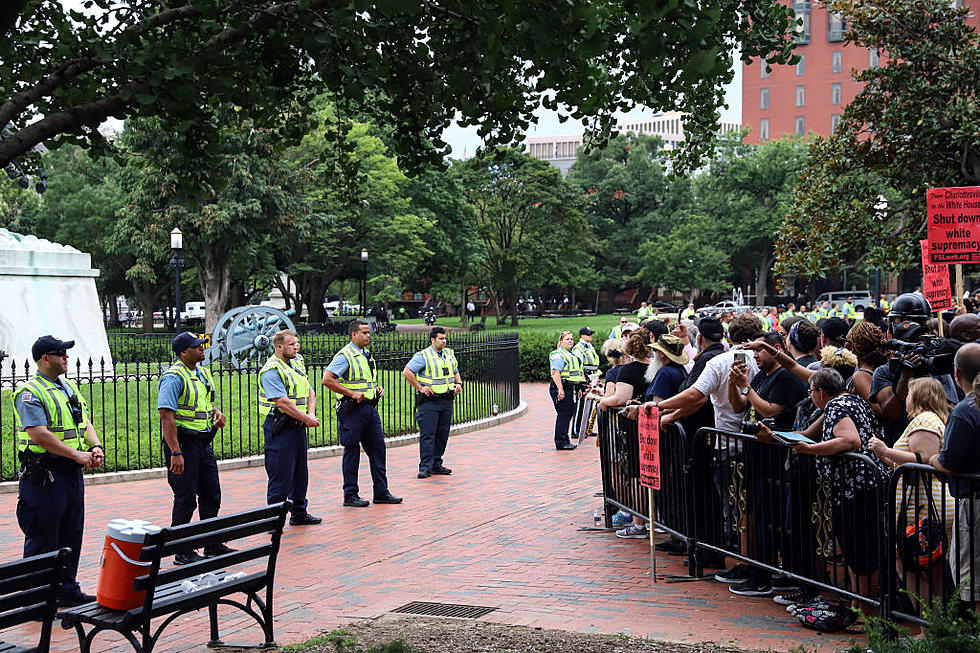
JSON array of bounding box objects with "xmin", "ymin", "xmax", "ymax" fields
[{"xmin": 96, "ymin": 518, "xmax": 161, "ymax": 610}]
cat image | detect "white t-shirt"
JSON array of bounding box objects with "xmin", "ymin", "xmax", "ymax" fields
[{"xmin": 691, "ymin": 348, "xmax": 759, "ymax": 432}]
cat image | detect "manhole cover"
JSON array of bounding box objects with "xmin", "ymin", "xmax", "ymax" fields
[{"xmin": 390, "ymin": 601, "xmax": 497, "ymax": 619}]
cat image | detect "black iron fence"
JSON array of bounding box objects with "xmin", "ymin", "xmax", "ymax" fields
[
  {"xmin": 1, "ymin": 332, "xmax": 520, "ymax": 482},
  {"xmin": 597, "ymin": 414, "xmax": 980, "ymax": 625}
]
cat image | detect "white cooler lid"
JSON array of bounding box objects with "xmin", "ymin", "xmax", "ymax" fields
[{"xmin": 106, "ymin": 518, "xmax": 161, "ymax": 544}]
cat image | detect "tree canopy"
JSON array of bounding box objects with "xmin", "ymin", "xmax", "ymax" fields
[{"xmin": 1, "ymin": 1, "xmax": 798, "ymax": 179}]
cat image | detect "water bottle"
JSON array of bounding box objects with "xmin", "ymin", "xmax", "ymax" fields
[
  {"xmin": 492, "ymin": 403, "xmax": 498, "ymax": 416},
  {"xmin": 198, "ymin": 572, "xmax": 219, "ymax": 588},
  {"xmin": 180, "ymin": 579, "xmax": 198, "ymax": 594},
  {"xmin": 593, "ymin": 509, "xmax": 602, "ymax": 527}
]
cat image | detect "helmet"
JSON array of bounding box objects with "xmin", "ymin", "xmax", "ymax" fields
[{"xmin": 887, "ymin": 293, "xmax": 931, "ymax": 320}]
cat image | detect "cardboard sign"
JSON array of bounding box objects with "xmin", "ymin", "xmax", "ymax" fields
[
  {"xmin": 920, "ymin": 239, "xmax": 952, "ymax": 311},
  {"xmin": 638, "ymin": 405, "xmax": 660, "ymax": 490},
  {"xmin": 926, "ymin": 187, "xmax": 980, "ymax": 264}
]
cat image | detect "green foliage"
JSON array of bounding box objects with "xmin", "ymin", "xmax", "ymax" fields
[
  {"xmin": 778, "ymin": 0, "xmax": 980, "ymax": 277},
  {"xmin": 636, "ymin": 214, "xmax": 731, "ymax": 302},
  {"xmin": 280, "ymin": 629, "xmax": 423, "ymax": 653},
  {"xmin": 847, "ymin": 591, "xmax": 980, "ymax": 652}
]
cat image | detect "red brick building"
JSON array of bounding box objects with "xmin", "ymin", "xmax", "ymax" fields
[{"xmin": 743, "ymin": 0, "xmax": 979, "ymax": 144}]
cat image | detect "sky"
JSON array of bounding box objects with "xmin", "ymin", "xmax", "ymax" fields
[{"xmin": 441, "ymin": 58, "xmax": 743, "ymax": 158}]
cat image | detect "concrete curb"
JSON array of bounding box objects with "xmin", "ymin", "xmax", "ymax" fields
[{"xmin": 0, "ymin": 400, "xmax": 528, "ymax": 494}]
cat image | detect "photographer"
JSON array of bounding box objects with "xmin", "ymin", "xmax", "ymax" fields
[{"xmin": 12, "ymin": 336, "xmax": 104, "ymax": 606}]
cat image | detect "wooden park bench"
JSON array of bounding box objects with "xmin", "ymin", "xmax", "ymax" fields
[
  {"xmin": 0, "ymin": 548, "xmax": 67, "ymax": 653},
  {"xmin": 59, "ymin": 502, "xmax": 290, "ymax": 653}
]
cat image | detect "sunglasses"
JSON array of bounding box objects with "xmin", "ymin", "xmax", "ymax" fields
[{"xmin": 47, "ymin": 350, "xmax": 68, "ymax": 358}]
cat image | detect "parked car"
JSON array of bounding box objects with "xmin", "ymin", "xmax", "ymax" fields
[
  {"xmin": 813, "ymin": 291, "xmax": 874, "ymax": 312},
  {"xmin": 648, "ymin": 301, "xmax": 680, "ymax": 312},
  {"xmin": 701, "ymin": 300, "xmax": 755, "ymax": 314}
]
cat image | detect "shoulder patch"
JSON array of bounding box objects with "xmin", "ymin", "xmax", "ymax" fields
[{"xmin": 19, "ymin": 391, "xmax": 36, "ymax": 403}]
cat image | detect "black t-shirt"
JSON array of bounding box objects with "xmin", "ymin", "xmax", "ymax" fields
[
  {"xmin": 750, "ymin": 367, "xmax": 808, "ymax": 430},
  {"xmin": 938, "ymin": 394, "xmax": 980, "ymax": 498},
  {"xmin": 795, "ymin": 354, "xmax": 818, "ymax": 368},
  {"xmin": 616, "ymin": 361, "xmax": 651, "ymax": 402}
]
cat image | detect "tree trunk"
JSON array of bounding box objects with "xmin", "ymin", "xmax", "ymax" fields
[
  {"xmin": 130, "ymin": 282, "xmax": 160, "ymax": 333},
  {"xmin": 509, "ymin": 287, "xmax": 519, "ymax": 327},
  {"xmin": 756, "ymin": 250, "xmax": 773, "ymax": 307},
  {"xmin": 107, "ymin": 296, "xmax": 119, "ymax": 328},
  {"xmin": 305, "ymin": 276, "xmax": 328, "ymax": 323},
  {"xmin": 273, "ymin": 275, "xmax": 293, "ymax": 311},
  {"xmin": 195, "ymin": 244, "xmax": 232, "ymax": 335}
]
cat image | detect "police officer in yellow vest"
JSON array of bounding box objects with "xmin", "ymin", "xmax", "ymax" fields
[
  {"xmin": 259, "ymin": 329, "xmax": 321, "ymax": 525},
  {"xmin": 321, "ymin": 320, "xmax": 402, "ymax": 507},
  {"xmin": 158, "ymin": 332, "xmax": 230, "ymax": 565},
  {"xmin": 12, "ymin": 336, "xmax": 104, "ymax": 606},
  {"xmin": 549, "ymin": 331, "xmax": 584, "ymax": 450},
  {"xmin": 402, "ymin": 327, "xmax": 462, "ymax": 479}
]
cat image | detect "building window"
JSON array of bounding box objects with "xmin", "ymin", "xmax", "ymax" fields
[
  {"xmin": 760, "ymin": 118, "xmax": 770, "ymax": 141},
  {"xmin": 760, "ymin": 88, "xmax": 770, "ymax": 110},
  {"xmin": 831, "ymin": 82, "xmax": 842, "ymax": 105},
  {"xmin": 793, "ymin": 0, "xmax": 811, "ymax": 44},
  {"xmin": 761, "ymin": 58, "xmax": 770, "ymax": 79},
  {"xmin": 795, "ymin": 85, "xmax": 806, "ymax": 107},
  {"xmin": 831, "ymin": 114, "xmax": 841, "ymax": 131},
  {"xmin": 796, "ymin": 53, "xmax": 806, "ymax": 76},
  {"xmin": 869, "ymin": 48, "xmax": 880, "ymax": 68},
  {"xmin": 831, "ymin": 51, "xmax": 842, "ymax": 74},
  {"xmin": 795, "ymin": 116, "xmax": 805, "ymax": 135},
  {"xmin": 828, "ymin": 12, "xmax": 844, "ymax": 42}
]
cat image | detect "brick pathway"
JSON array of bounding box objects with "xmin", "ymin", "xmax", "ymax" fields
[{"xmin": 0, "ymin": 384, "xmax": 860, "ymax": 652}]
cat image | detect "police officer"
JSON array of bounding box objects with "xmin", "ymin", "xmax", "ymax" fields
[
  {"xmin": 321, "ymin": 320, "xmax": 402, "ymax": 507},
  {"xmin": 549, "ymin": 330, "xmax": 583, "ymax": 450},
  {"xmin": 158, "ymin": 332, "xmax": 231, "ymax": 564},
  {"xmin": 258, "ymin": 329, "xmax": 321, "ymax": 525},
  {"xmin": 402, "ymin": 327, "xmax": 462, "ymax": 479},
  {"xmin": 572, "ymin": 327, "xmax": 600, "ymax": 374},
  {"xmin": 12, "ymin": 336, "xmax": 104, "ymax": 606}
]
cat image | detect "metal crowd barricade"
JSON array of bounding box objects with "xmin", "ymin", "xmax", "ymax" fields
[
  {"xmin": 883, "ymin": 463, "xmax": 980, "ymax": 625},
  {"xmin": 691, "ymin": 428, "xmax": 889, "ymax": 609}
]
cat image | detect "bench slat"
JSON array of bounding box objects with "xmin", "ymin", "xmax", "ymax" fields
[
  {"xmin": 134, "ymin": 544, "xmax": 272, "ymax": 591},
  {"xmin": 141, "ymin": 518, "xmax": 280, "ymax": 560},
  {"xmin": 0, "ymin": 641, "xmax": 33, "ymax": 653},
  {"xmin": 0, "ymin": 568, "xmax": 59, "ymax": 598},
  {"xmin": 0, "ymin": 602, "xmax": 48, "ymax": 631},
  {"xmin": 0, "ymin": 586, "xmax": 51, "ymax": 617},
  {"xmin": 141, "ymin": 504, "xmax": 285, "ymax": 550}
]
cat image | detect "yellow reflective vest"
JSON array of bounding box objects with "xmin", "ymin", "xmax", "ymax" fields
[
  {"xmin": 13, "ymin": 374, "xmax": 88, "ymax": 454},
  {"xmin": 550, "ymin": 347, "xmax": 585, "ymax": 383},
  {"xmin": 258, "ymin": 354, "xmax": 311, "ymax": 419},
  {"xmin": 161, "ymin": 361, "xmax": 215, "ymax": 432},
  {"xmin": 334, "ymin": 343, "xmax": 377, "ymax": 400}
]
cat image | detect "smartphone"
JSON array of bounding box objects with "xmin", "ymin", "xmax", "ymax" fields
[{"xmin": 734, "ymin": 351, "xmax": 747, "ymax": 365}]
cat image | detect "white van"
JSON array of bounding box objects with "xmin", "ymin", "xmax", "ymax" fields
[
  {"xmin": 180, "ymin": 301, "xmax": 206, "ymax": 324},
  {"xmin": 813, "ymin": 291, "xmax": 874, "ymax": 312}
]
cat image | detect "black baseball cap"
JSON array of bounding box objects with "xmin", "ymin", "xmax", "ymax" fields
[
  {"xmin": 820, "ymin": 317, "xmax": 850, "ymax": 343},
  {"xmin": 172, "ymin": 331, "xmax": 205, "ymax": 354},
  {"xmin": 696, "ymin": 316, "xmax": 725, "ymax": 341},
  {"xmin": 579, "ymin": 327, "xmax": 595, "ymax": 336},
  {"xmin": 32, "ymin": 335, "xmax": 75, "ymax": 361}
]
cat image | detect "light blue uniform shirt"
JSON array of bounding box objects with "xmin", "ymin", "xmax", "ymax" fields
[
  {"xmin": 14, "ymin": 373, "xmax": 74, "ymax": 427},
  {"xmin": 157, "ymin": 366, "xmax": 210, "ymax": 411},
  {"xmin": 550, "ymin": 350, "xmax": 567, "ymax": 371},
  {"xmin": 326, "ymin": 343, "xmax": 368, "ymax": 379},
  {"xmin": 406, "ymin": 348, "xmax": 455, "ymax": 374},
  {"xmin": 260, "ymin": 368, "xmax": 289, "ymax": 400}
]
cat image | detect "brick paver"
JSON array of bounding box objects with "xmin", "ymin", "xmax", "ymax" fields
[{"xmin": 0, "ymin": 384, "xmax": 861, "ymax": 652}]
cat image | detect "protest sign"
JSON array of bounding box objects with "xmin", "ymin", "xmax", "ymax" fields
[
  {"xmin": 920, "ymin": 239, "xmax": 952, "ymax": 311},
  {"xmin": 638, "ymin": 405, "xmax": 660, "ymax": 490},
  {"xmin": 927, "ymin": 187, "xmax": 980, "ymax": 264}
]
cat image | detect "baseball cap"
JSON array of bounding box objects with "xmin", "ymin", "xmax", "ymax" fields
[
  {"xmin": 32, "ymin": 335, "xmax": 75, "ymax": 361},
  {"xmin": 172, "ymin": 331, "xmax": 206, "ymax": 354},
  {"xmin": 696, "ymin": 316, "xmax": 725, "ymax": 341},
  {"xmin": 820, "ymin": 317, "xmax": 850, "ymax": 343},
  {"xmin": 579, "ymin": 326, "xmax": 595, "ymax": 336}
]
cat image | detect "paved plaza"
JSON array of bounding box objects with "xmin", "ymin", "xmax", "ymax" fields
[{"xmin": 0, "ymin": 384, "xmax": 860, "ymax": 652}]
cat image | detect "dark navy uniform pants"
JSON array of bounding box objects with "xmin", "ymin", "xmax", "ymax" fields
[
  {"xmin": 18, "ymin": 462, "xmax": 84, "ymax": 593},
  {"xmin": 262, "ymin": 415, "xmax": 309, "ymax": 516},
  {"xmin": 338, "ymin": 403, "xmax": 388, "ymax": 498},
  {"xmin": 416, "ymin": 397, "xmax": 452, "ymax": 473},
  {"xmin": 549, "ymin": 382, "xmax": 575, "ymax": 448},
  {"xmin": 163, "ymin": 434, "xmax": 221, "ymax": 526}
]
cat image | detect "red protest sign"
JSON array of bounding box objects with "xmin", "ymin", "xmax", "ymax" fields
[
  {"xmin": 638, "ymin": 405, "xmax": 660, "ymax": 490},
  {"xmin": 920, "ymin": 239, "xmax": 952, "ymax": 311},
  {"xmin": 927, "ymin": 187, "xmax": 980, "ymax": 264}
]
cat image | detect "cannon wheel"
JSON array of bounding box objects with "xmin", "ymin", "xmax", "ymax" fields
[{"xmin": 208, "ymin": 306, "xmax": 296, "ymax": 369}]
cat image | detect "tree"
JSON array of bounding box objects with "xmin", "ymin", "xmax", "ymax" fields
[
  {"xmin": 1, "ymin": 2, "xmax": 799, "ymax": 178},
  {"xmin": 777, "ymin": 0, "xmax": 980, "ymax": 278},
  {"xmin": 283, "ymin": 103, "xmax": 431, "ymax": 322},
  {"xmin": 635, "ymin": 214, "xmax": 731, "ymax": 303},
  {"xmin": 454, "ymin": 148, "xmax": 592, "ymax": 326}
]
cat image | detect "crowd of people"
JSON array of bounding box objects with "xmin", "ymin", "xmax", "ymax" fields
[{"xmin": 549, "ymin": 292, "xmax": 980, "ymax": 630}]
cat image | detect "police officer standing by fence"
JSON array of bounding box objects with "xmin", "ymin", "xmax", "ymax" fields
[
  {"xmin": 12, "ymin": 336, "xmax": 104, "ymax": 606},
  {"xmin": 258, "ymin": 329, "xmax": 321, "ymax": 525},
  {"xmin": 321, "ymin": 320, "xmax": 402, "ymax": 507},
  {"xmin": 158, "ymin": 332, "xmax": 232, "ymax": 564},
  {"xmin": 402, "ymin": 327, "xmax": 462, "ymax": 479}
]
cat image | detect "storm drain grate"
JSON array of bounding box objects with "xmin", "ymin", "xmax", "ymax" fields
[{"xmin": 390, "ymin": 601, "xmax": 497, "ymax": 619}]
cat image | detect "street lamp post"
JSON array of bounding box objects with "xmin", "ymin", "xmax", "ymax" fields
[
  {"xmin": 170, "ymin": 228, "xmax": 183, "ymax": 334},
  {"xmin": 360, "ymin": 249, "xmax": 369, "ymax": 318}
]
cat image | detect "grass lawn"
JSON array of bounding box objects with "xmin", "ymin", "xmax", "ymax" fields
[
  {"xmin": 397, "ymin": 312, "xmax": 675, "ymax": 336},
  {"xmin": 0, "ymin": 368, "xmax": 512, "ymax": 482}
]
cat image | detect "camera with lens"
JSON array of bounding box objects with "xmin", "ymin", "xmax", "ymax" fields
[
  {"xmin": 885, "ymin": 335, "xmax": 957, "ymax": 377},
  {"xmin": 742, "ymin": 418, "xmax": 775, "ymax": 435}
]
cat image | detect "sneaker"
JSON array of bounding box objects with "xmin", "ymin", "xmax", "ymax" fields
[
  {"xmin": 787, "ymin": 596, "xmax": 843, "ymax": 615},
  {"xmin": 714, "ymin": 563, "xmax": 754, "ymax": 584},
  {"xmin": 729, "ymin": 579, "xmax": 773, "ymax": 597},
  {"xmin": 654, "ymin": 536, "xmax": 686, "ymax": 555},
  {"xmin": 770, "ymin": 576, "xmax": 799, "ymax": 592},
  {"xmin": 611, "ymin": 512, "xmax": 632, "ymax": 527},
  {"xmin": 203, "ymin": 543, "xmax": 237, "ymax": 557},
  {"xmin": 57, "ymin": 588, "xmax": 96, "ymax": 607},
  {"xmin": 615, "ymin": 524, "xmax": 649, "ymax": 539},
  {"xmin": 174, "ymin": 551, "xmax": 205, "ymax": 565},
  {"xmin": 774, "ymin": 588, "xmax": 819, "ymax": 606}
]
